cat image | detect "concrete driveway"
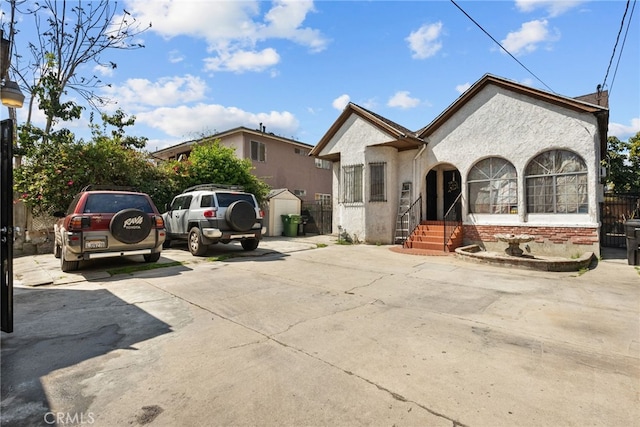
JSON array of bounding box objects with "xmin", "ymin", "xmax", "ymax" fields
[{"xmin": 2, "ymin": 236, "xmax": 639, "ymax": 426}]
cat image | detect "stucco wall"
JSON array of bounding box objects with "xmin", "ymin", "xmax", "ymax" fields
[
  {"xmin": 419, "ymin": 86, "xmax": 602, "ymax": 228},
  {"xmin": 244, "ymin": 133, "xmax": 332, "ymax": 201},
  {"xmin": 322, "ymin": 83, "xmax": 605, "ymax": 255},
  {"xmin": 330, "ymin": 116, "xmax": 397, "ymax": 242},
  {"xmin": 364, "ymin": 146, "xmax": 398, "ymax": 244}
]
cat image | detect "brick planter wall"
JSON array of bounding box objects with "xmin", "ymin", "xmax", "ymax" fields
[{"xmin": 463, "ymin": 224, "xmax": 600, "ymax": 257}]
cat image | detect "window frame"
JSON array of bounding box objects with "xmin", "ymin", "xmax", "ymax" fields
[
  {"xmin": 341, "ymin": 164, "xmax": 363, "ymax": 204},
  {"xmin": 467, "ymin": 157, "xmax": 518, "ymax": 214},
  {"xmin": 315, "ymin": 158, "xmax": 331, "ymax": 169},
  {"xmin": 250, "ymin": 140, "xmax": 266, "ymax": 162},
  {"xmin": 369, "ymin": 162, "xmax": 387, "ymax": 202},
  {"xmin": 525, "ymin": 149, "xmax": 588, "ymax": 214}
]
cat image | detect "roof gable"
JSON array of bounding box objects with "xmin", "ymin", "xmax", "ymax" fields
[
  {"xmin": 310, "ymin": 103, "xmax": 424, "ymax": 160},
  {"xmin": 417, "ymin": 74, "xmax": 609, "ymax": 139}
]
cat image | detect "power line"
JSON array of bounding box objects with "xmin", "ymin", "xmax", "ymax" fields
[
  {"xmin": 606, "ymin": 0, "xmax": 636, "ymax": 95},
  {"xmin": 450, "ymin": 0, "xmax": 555, "ymax": 93},
  {"xmin": 602, "ymin": 0, "xmax": 631, "ymax": 90}
]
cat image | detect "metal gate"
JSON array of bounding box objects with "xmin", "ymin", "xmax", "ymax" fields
[
  {"xmin": 1, "ymin": 119, "xmax": 14, "ymax": 332},
  {"xmin": 301, "ymin": 200, "xmax": 332, "ymax": 235},
  {"xmin": 600, "ymin": 193, "xmax": 640, "ymax": 248}
]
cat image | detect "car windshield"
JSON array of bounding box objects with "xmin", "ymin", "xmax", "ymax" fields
[
  {"xmin": 83, "ymin": 194, "xmax": 154, "ymax": 214},
  {"xmin": 215, "ymin": 193, "xmax": 255, "ymax": 208}
]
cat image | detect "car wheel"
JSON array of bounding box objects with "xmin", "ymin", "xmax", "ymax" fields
[
  {"xmin": 143, "ymin": 252, "xmax": 161, "ymax": 263},
  {"xmin": 188, "ymin": 227, "xmax": 208, "ymax": 256},
  {"xmin": 241, "ymin": 238, "xmax": 259, "ymax": 251},
  {"xmin": 110, "ymin": 209, "xmax": 153, "ymax": 244},
  {"xmin": 60, "ymin": 244, "xmax": 79, "ymax": 272},
  {"xmin": 226, "ymin": 200, "xmax": 256, "ymax": 232}
]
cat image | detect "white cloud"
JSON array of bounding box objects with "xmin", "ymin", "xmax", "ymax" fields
[
  {"xmin": 501, "ymin": 19, "xmax": 558, "ymax": 55},
  {"xmin": 94, "ymin": 64, "xmax": 115, "ymax": 77},
  {"xmin": 168, "ymin": 50, "xmax": 185, "ymax": 64},
  {"xmin": 261, "ymin": 0, "xmax": 328, "ymax": 53},
  {"xmin": 124, "ymin": 0, "xmax": 328, "ymax": 73},
  {"xmin": 387, "ymin": 91, "xmax": 420, "ymax": 109},
  {"xmin": 135, "ymin": 103, "xmax": 299, "ymax": 141},
  {"xmin": 332, "ymin": 94, "xmax": 350, "ymax": 111},
  {"xmin": 609, "ymin": 118, "xmax": 640, "ymax": 139},
  {"xmin": 455, "ymin": 82, "xmax": 471, "ymax": 94},
  {"xmin": 515, "ymin": 0, "xmax": 585, "ymax": 17},
  {"xmin": 406, "ymin": 22, "xmax": 443, "ymax": 59},
  {"xmin": 204, "ymin": 48, "xmax": 280, "ymax": 73},
  {"xmin": 102, "ymin": 75, "xmax": 207, "ymax": 109}
]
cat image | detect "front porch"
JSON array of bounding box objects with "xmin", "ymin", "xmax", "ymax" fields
[{"xmin": 400, "ymin": 220, "xmax": 463, "ymax": 253}]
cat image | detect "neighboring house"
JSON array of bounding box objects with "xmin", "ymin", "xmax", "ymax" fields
[
  {"xmin": 310, "ymin": 74, "xmax": 609, "ymax": 257},
  {"xmin": 153, "ymin": 126, "xmax": 333, "ymax": 204}
]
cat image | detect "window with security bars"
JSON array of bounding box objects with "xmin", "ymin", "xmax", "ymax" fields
[
  {"xmin": 342, "ymin": 164, "xmax": 363, "ymax": 203},
  {"xmin": 369, "ymin": 162, "xmax": 386, "ymax": 202},
  {"xmin": 525, "ymin": 150, "xmax": 588, "ymax": 213},
  {"xmin": 468, "ymin": 157, "xmax": 517, "ymax": 213}
]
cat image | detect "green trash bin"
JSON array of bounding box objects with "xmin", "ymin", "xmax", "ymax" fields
[{"xmin": 281, "ymin": 214, "xmax": 301, "ymax": 237}]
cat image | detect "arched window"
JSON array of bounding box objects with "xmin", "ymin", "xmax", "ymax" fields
[
  {"xmin": 525, "ymin": 150, "xmax": 588, "ymax": 213},
  {"xmin": 468, "ymin": 157, "xmax": 517, "ymax": 214}
]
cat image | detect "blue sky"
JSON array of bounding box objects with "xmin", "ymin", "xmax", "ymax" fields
[{"xmin": 4, "ymin": 0, "xmax": 639, "ymax": 152}]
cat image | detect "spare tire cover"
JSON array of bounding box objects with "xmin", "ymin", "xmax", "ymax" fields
[
  {"xmin": 226, "ymin": 200, "xmax": 256, "ymax": 232},
  {"xmin": 110, "ymin": 209, "xmax": 153, "ymax": 244}
]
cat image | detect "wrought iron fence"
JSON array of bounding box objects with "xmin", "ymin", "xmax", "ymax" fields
[
  {"xmin": 301, "ymin": 200, "xmax": 332, "ymax": 235},
  {"xmin": 600, "ymin": 193, "xmax": 640, "ymax": 248}
]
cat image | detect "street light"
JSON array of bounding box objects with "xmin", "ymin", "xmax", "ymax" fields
[
  {"xmin": 0, "ymin": 30, "xmax": 24, "ymax": 108},
  {"xmin": 1, "ymin": 80, "xmax": 24, "ymax": 108}
]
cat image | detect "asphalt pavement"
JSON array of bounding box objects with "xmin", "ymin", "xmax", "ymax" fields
[{"xmin": 2, "ymin": 236, "xmax": 639, "ymax": 427}]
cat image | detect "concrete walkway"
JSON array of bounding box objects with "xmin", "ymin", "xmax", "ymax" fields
[{"xmin": 2, "ymin": 237, "xmax": 639, "ymax": 426}]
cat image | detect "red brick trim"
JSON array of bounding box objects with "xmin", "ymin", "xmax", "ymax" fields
[{"xmin": 463, "ymin": 225, "xmax": 599, "ymax": 246}]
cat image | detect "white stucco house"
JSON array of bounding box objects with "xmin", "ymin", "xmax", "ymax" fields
[{"xmin": 310, "ymin": 74, "xmax": 609, "ymax": 257}]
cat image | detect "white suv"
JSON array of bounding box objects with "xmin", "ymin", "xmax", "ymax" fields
[{"xmin": 162, "ymin": 184, "xmax": 265, "ymax": 256}]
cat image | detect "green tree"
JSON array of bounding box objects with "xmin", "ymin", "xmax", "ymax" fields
[
  {"xmin": 90, "ymin": 109, "xmax": 148, "ymax": 149},
  {"xmin": 628, "ymin": 132, "xmax": 640, "ymax": 192},
  {"xmin": 160, "ymin": 139, "xmax": 270, "ymax": 204},
  {"xmin": 9, "ymin": 0, "xmax": 151, "ymax": 133},
  {"xmin": 14, "ymin": 117, "xmax": 165, "ymax": 214},
  {"xmin": 603, "ymin": 131, "xmax": 640, "ymax": 193}
]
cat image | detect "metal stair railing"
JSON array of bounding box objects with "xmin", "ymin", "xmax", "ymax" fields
[
  {"xmin": 399, "ymin": 195, "xmax": 422, "ymax": 246},
  {"xmin": 443, "ymin": 193, "xmax": 462, "ymax": 251}
]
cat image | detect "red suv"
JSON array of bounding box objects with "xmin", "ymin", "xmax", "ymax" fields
[{"xmin": 53, "ymin": 186, "xmax": 166, "ymax": 272}]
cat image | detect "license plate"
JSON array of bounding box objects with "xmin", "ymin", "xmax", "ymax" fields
[{"xmin": 85, "ymin": 240, "xmax": 107, "ymax": 249}]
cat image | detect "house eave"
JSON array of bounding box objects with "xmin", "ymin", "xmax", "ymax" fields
[{"xmin": 417, "ymin": 74, "xmax": 609, "ymax": 140}]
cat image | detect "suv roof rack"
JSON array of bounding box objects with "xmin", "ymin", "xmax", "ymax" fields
[
  {"xmin": 182, "ymin": 183, "xmax": 245, "ymax": 193},
  {"xmin": 81, "ymin": 185, "xmax": 138, "ymax": 192}
]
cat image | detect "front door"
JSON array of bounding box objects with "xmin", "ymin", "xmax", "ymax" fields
[
  {"xmin": 443, "ymin": 170, "xmax": 461, "ymax": 221},
  {"xmin": 426, "ymin": 170, "xmax": 437, "ymax": 220}
]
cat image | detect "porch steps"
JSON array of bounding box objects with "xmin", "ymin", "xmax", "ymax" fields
[
  {"xmin": 394, "ymin": 182, "xmax": 412, "ymax": 244},
  {"xmin": 403, "ymin": 221, "xmax": 463, "ymax": 252}
]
